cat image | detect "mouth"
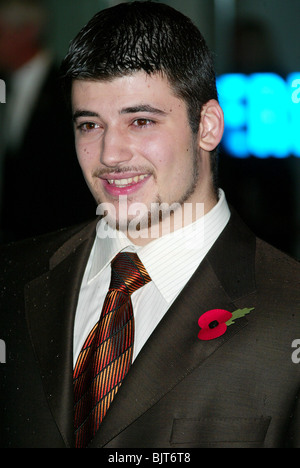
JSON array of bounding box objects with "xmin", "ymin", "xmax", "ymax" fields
[
  {"xmin": 107, "ymin": 174, "xmax": 149, "ymax": 187},
  {"xmin": 99, "ymin": 172, "xmax": 151, "ymax": 196}
]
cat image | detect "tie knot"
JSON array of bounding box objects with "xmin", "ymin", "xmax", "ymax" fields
[{"xmin": 110, "ymin": 252, "xmax": 151, "ymax": 295}]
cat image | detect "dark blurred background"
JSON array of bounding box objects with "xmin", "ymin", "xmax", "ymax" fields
[{"xmin": 0, "ymin": 0, "xmax": 299, "ymax": 260}]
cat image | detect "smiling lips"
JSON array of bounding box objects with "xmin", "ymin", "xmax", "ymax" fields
[
  {"xmin": 107, "ymin": 174, "xmax": 149, "ymax": 187},
  {"xmin": 101, "ymin": 173, "xmax": 150, "ymax": 195}
]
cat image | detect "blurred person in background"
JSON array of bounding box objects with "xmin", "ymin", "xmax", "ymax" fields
[{"xmin": 0, "ymin": 0, "xmax": 94, "ymax": 243}]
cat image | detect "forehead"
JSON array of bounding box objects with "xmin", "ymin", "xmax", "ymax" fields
[{"xmin": 71, "ymin": 71, "xmax": 183, "ymax": 112}]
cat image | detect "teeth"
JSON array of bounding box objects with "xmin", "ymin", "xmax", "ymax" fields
[{"xmin": 107, "ymin": 174, "xmax": 148, "ymax": 186}]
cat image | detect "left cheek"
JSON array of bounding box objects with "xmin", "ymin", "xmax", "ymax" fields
[
  {"xmin": 143, "ymin": 137, "xmax": 176, "ymax": 172},
  {"xmin": 138, "ymin": 134, "xmax": 193, "ymax": 184}
]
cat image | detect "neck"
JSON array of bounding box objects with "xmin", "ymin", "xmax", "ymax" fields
[{"xmin": 126, "ymin": 192, "xmax": 218, "ymax": 247}]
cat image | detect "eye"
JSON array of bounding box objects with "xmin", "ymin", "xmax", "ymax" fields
[
  {"xmin": 77, "ymin": 122, "xmax": 100, "ymax": 133},
  {"xmin": 132, "ymin": 118, "xmax": 154, "ymax": 128}
]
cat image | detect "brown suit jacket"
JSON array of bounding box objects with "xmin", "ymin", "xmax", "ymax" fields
[{"xmin": 0, "ymin": 210, "xmax": 299, "ymax": 448}]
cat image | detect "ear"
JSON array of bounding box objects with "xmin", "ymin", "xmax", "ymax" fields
[{"xmin": 198, "ymin": 99, "xmax": 224, "ymax": 152}]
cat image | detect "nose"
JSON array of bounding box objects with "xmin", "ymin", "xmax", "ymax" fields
[{"xmin": 100, "ymin": 126, "xmax": 133, "ymax": 168}]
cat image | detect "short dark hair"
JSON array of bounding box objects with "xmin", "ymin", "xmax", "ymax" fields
[{"xmin": 60, "ymin": 1, "xmax": 219, "ymax": 183}]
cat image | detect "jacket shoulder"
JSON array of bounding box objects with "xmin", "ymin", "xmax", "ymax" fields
[
  {"xmin": 256, "ymin": 238, "xmax": 299, "ymax": 285},
  {"xmin": 0, "ymin": 221, "xmax": 95, "ymax": 285},
  {"xmin": 253, "ymin": 238, "xmax": 300, "ymax": 321}
]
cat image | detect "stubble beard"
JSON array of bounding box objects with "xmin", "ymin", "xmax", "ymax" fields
[{"xmin": 95, "ymin": 145, "xmax": 201, "ymax": 235}]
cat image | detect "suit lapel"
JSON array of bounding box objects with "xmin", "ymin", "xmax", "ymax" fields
[
  {"xmin": 25, "ymin": 221, "xmax": 97, "ymax": 448},
  {"xmin": 90, "ymin": 211, "xmax": 257, "ymax": 448}
]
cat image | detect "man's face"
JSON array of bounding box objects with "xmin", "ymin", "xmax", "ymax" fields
[{"xmin": 72, "ymin": 71, "xmax": 214, "ymax": 240}]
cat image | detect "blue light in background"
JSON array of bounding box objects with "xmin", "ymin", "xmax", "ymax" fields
[{"xmin": 217, "ymin": 72, "xmax": 300, "ymax": 158}]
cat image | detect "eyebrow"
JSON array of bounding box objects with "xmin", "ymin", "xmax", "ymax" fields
[
  {"xmin": 72, "ymin": 104, "xmax": 167, "ymax": 122},
  {"xmin": 120, "ymin": 104, "xmax": 168, "ymax": 116},
  {"xmin": 72, "ymin": 110, "xmax": 99, "ymax": 122}
]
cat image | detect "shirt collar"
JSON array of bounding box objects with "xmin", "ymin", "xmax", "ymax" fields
[
  {"xmin": 87, "ymin": 189, "xmax": 230, "ymax": 301},
  {"xmin": 88, "ymin": 221, "xmax": 137, "ymax": 282}
]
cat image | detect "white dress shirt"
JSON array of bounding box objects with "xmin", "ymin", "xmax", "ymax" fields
[{"xmin": 73, "ymin": 189, "xmax": 231, "ymax": 367}]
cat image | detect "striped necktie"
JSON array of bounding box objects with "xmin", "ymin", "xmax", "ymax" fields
[{"xmin": 73, "ymin": 251, "xmax": 151, "ymax": 448}]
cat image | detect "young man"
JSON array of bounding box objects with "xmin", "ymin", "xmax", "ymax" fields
[{"xmin": 0, "ymin": 2, "xmax": 299, "ymax": 448}]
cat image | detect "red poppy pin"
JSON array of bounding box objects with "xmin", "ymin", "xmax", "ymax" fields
[{"xmin": 198, "ymin": 308, "xmax": 254, "ymax": 341}]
